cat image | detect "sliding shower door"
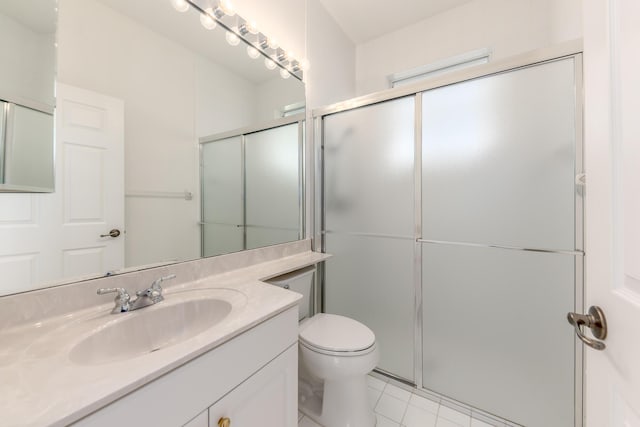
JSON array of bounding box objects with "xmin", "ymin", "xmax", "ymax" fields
[
  {"xmin": 420, "ymin": 57, "xmax": 579, "ymax": 426},
  {"xmin": 323, "ymin": 98, "xmax": 416, "ymax": 382},
  {"xmin": 200, "ymin": 118, "xmax": 303, "ymax": 257},
  {"xmin": 201, "ymin": 136, "xmax": 244, "ymax": 257},
  {"xmin": 320, "ymin": 52, "xmax": 582, "ymax": 426},
  {"xmin": 245, "ymin": 123, "xmax": 301, "ymax": 249}
]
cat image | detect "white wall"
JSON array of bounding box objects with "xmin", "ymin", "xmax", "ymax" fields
[
  {"xmin": 306, "ymin": 0, "xmax": 356, "ymax": 109},
  {"xmin": 355, "ymin": 0, "xmax": 582, "ymax": 95},
  {"xmin": 196, "ymin": 57, "xmax": 258, "ymax": 137},
  {"xmin": 58, "ymin": 0, "xmax": 256, "ymax": 268},
  {"xmin": 255, "ymin": 77, "xmax": 305, "ymax": 123}
]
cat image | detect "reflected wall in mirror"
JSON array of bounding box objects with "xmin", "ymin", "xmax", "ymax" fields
[
  {"xmin": 0, "ymin": 1, "xmax": 56, "ymax": 192},
  {"xmin": 0, "ymin": 0, "xmax": 305, "ymax": 296}
]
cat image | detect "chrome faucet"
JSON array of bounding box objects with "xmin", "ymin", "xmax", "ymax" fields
[
  {"xmin": 130, "ymin": 274, "xmax": 176, "ymax": 310},
  {"xmin": 97, "ymin": 274, "xmax": 176, "ymax": 314},
  {"xmin": 97, "ymin": 287, "xmax": 131, "ymax": 314}
]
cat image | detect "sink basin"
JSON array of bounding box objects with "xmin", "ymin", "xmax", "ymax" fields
[{"xmin": 69, "ymin": 296, "xmax": 232, "ymax": 365}]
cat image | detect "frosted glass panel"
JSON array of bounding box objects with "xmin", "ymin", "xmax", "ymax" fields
[
  {"xmin": 2, "ymin": 104, "xmax": 55, "ymax": 191},
  {"xmin": 422, "ymin": 244, "xmax": 574, "ymax": 426},
  {"xmin": 323, "ymin": 97, "xmax": 416, "ymax": 381},
  {"xmin": 202, "ymin": 224, "xmax": 243, "ymax": 257},
  {"xmin": 246, "ymin": 227, "xmax": 299, "ymax": 251},
  {"xmin": 201, "ymin": 137, "xmax": 242, "ymax": 255},
  {"xmin": 324, "ymin": 97, "xmax": 415, "ymax": 236},
  {"xmin": 325, "ymin": 233, "xmax": 414, "ymax": 381},
  {"xmin": 422, "ymin": 58, "xmax": 576, "ymax": 249},
  {"xmin": 245, "ymin": 123, "xmax": 299, "ymax": 246}
]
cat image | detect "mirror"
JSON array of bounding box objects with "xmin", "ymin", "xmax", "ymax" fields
[
  {"xmin": 0, "ymin": 1, "xmax": 56, "ymax": 192},
  {"xmin": 0, "ymin": 0, "xmax": 305, "ymax": 296}
]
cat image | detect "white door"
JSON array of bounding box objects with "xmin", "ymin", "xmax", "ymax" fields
[
  {"xmin": 56, "ymin": 83, "xmax": 125, "ymax": 279},
  {"xmin": 583, "ymin": 0, "xmax": 640, "ymax": 425}
]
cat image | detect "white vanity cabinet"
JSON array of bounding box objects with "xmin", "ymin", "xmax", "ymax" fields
[
  {"xmin": 72, "ymin": 307, "xmax": 298, "ymax": 427},
  {"xmin": 183, "ymin": 410, "xmax": 208, "ymax": 427},
  {"xmin": 207, "ymin": 345, "xmax": 297, "ymax": 427}
]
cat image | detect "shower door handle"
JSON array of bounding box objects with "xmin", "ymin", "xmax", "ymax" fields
[{"xmin": 567, "ymin": 306, "xmax": 607, "ymax": 350}]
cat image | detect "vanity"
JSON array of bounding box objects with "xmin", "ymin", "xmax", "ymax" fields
[{"xmin": 0, "ymin": 240, "xmax": 329, "ymax": 427}]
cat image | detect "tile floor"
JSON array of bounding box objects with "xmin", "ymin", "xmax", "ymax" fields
[{"xmin": 297, "ymin": 375, "xmax": 497, "ymax": 427}]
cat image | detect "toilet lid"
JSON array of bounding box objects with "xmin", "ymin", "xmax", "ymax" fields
[{"xmin": 299, "ymin": 313, "xmax": 375, "ymax": 353}]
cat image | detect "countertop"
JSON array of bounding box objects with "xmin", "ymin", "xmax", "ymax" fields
[{"xmin": 0, "ymin": 248, "xmax": 329, "ymax": 427}]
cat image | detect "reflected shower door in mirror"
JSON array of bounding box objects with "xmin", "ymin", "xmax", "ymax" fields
[
  {"xmin": 0, "ymin": 0, "xmax": 305, "ymax": 297},
  {"xmin": 0, "ymin": 1, "xmax": 56, "ymax": 192},
  {"xmin": 201, "ymin": 118, "xmax": 304, "ymax": 257}
]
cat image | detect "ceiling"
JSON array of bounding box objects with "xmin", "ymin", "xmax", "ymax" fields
[{"xmin": 318, "ymin": 0, "xmax": 475, "ymax": 44}]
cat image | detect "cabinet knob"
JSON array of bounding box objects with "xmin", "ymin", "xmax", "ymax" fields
[{"xmin": 218, "ymin": 417, "xmax": 231, "ymax": 427}]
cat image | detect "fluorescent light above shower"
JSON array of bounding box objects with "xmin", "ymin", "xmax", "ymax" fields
[{"xmin": 170, "ymin": 0, "xmax": 307, "ymax": 81}]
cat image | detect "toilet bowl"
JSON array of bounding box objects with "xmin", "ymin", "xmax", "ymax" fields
[{"xmin": 268, "ymin": 267, "xmax": 379, "ymax": 427}]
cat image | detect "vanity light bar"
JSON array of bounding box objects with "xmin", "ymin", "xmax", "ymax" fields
[{"xmin": 179, "ymin": 0, "xmax": 305, "ymax": 81}]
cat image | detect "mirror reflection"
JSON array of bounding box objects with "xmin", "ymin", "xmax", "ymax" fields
[
  {"xmin": 0, "ymin": 0, "xmax": 305, "ymax": 296},
  {"xmin": 0, "ymin": 1, "xmax": 56, "ymax": 192}
]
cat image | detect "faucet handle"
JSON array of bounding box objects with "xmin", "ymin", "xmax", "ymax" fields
[
  {"xmin": 97, "ymin": 287, "xmax": 131, "ymax": 313},
  {"xmin": 136, "ymin": 274, "xmax": 175, "ymax": 302},
  {"xmin": 153, "ymin": 274, "xmax": 176, "ymax": 288}
]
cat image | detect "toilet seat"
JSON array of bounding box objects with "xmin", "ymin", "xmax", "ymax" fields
[{"xmin": 299, "ymin": 313, "xmax": 376, "ymax": 355}]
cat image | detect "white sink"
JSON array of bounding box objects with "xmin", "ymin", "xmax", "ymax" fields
[{"xmin": 68, "ymin": 290, "xmax": 237, "ymax": 365}]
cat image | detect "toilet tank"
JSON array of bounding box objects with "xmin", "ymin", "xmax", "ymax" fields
[{"xmin": 267, "ymin": 266, "xmax": 315, "ymax": 320}]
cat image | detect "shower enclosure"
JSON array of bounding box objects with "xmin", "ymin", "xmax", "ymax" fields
[
  {"xmin": 316, "ymin": 45, "xmax": 583, "ymax": 427},
  {"xmin": 200, "ymin": 115, "xmax": 304, "ymax": 257}
]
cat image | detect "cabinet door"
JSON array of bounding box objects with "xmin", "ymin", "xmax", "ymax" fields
[
  {"xmin": 183, "ymin": 410, "xmax": 208, "ymax": 427},
  {"xmin": 209, "ymin": 345, "xmax": 297, "ymax": 427}
]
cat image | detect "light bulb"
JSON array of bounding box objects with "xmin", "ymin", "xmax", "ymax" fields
[
  {"xmin": 200, "ymin": 9, "xmax": 217, "ymax": 30},
  {"xmin": 246, "ymin": 45, "xmax": 260, "ymax": 59},
  {"xmin": 218, "ymin": 0, "xmax": 235, "ymax": 16},
  {"xmin": 225, "ymin": 30, "xmax": 240, "ymax": 46},
  {"xmin": 280, "ymin": 68, "xmax": 291, "ymax": 79},
  {"xmin": 268, "ymin": 38, "xmax": 279, "ymax": 49},
  {"xmin": 246, "ymin": 21, "xmax": 258, "ymax": 35},
  {"xmin": 264, "ymin": 58, "xmax": 276, "ymax": 70},
  {"xmin": 170, "ymin": 0, "xmax": 190, "ymax": 12}
]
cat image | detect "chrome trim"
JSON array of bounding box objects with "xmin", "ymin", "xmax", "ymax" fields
[
  {"xmin": 199, "ymin": 142, "xmax": 205, "ymax": 256},
  {"xmin": 316, "ymin": 116, "xmax": 326, "ymax": 313},
  {"xmin": 198, "ymin": 114, "xmax": 305, "ymax": 144},
  {"xmin": 299, "ymin": 120, "xmax": 305, "ymax": 240},
  {"xmin": 0, "ymin": 101, "xmax": 6, "ymax": 183},
  {"xmin": 245, "ymin": 224, "xmax": 299, "ymax": 232},
  {"xmin": 323, "ymin": 230, "xmax": 414, "ymax": 241},
  {"xmin": 312, "ymin": 40, "xmax": 582, "ymax": 118},
  {"xmin": 416, "ymin": 239, "xmax": 584, "ymax": 256},
  {"xmin": 413, "ymin": 93, "xmax": 423, "ymax": 388},
  {"xmin": 314, "ymin": 116, "xmax": 324, "ymax": 252},
  {"xmin": 573, "ymin": 53, "xmax": 585, "ymax": 427},
  {"xmin": 0, "ymin": 92, "xmax": 54, "ymax": 115},
  {"xmin": 241, "ymin": 134, "xmax": 247, "ymax": 250},
  {"xmin": 373, "ymin": 368, "xmax": 416, "ymax": 388}
]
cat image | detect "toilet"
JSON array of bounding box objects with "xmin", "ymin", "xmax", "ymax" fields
[{"xmin": 268, "ymin": 267, "xmax": 379, "ymax": 427}]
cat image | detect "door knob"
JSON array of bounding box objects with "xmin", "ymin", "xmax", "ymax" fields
[
  {"xmin": 218, "ymin": 417, "xmax": 231, "ymax": 427},
  {"xmin": 100, "ymin": 229, "xmax": 121, "ymax": 238},
  {"xmin": 567, "ymin": 306, "xmax": 607, "ymax": 350}
]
